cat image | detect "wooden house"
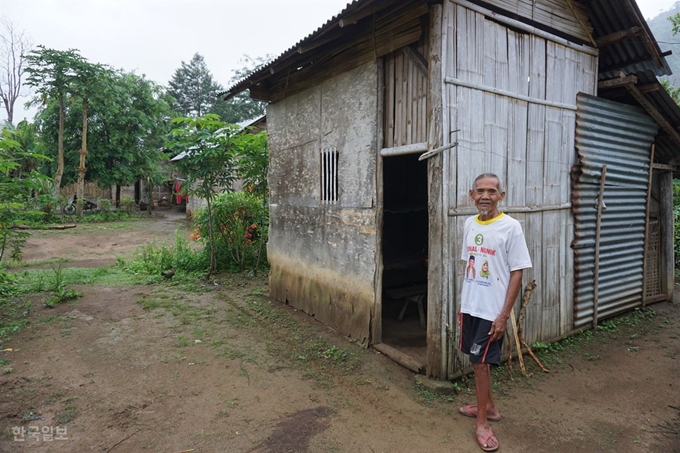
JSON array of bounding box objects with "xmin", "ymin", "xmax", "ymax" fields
[{"xmin": 224, "ymin": 0, "xmax": 679, "ymax": 379}]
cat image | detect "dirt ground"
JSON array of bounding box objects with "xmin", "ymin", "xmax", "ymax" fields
[{"xmin": 1, "ymin": 211, "xmax": 679, "ymax": 452}]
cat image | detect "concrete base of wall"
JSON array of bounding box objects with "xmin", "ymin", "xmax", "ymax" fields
[{"xmin": 269, "ymin": 252, "xmax": 373, "ymax": 344}]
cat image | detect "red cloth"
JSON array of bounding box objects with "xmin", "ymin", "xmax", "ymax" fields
[{"xmin": 174, "ymin": 181, "xmax": 182, "ymax": 205}]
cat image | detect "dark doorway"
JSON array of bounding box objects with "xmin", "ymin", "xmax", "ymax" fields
[{"xmin": 381, "ymin": 153, "xmax": 428, "ymax": 363}]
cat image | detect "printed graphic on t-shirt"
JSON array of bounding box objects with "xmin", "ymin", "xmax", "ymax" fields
[{"xmin": 465, "ymin": 234, "xmax": 495, "ymax": 288}]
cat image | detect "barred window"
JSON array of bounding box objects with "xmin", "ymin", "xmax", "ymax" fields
[{"xmin": 320, "ymin": 147, "xmax": 339, "ymax": 204}]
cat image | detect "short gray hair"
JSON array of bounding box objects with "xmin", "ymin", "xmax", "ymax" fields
[{"xmin": 472, "ymin": 173, "xmax": 504, "ymax": 193}]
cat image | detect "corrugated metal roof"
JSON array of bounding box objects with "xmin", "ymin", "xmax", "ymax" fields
[
  {"xmin": 221, "ymin": 0, "xmax": 360, "ymax": 98},
  {"xmin": 591, "ymin": 0, "xmax": 671, "ymax": 79},
  {"xmin": 225, "ymin": 0, "xmax": 673, "ymax": 95}
]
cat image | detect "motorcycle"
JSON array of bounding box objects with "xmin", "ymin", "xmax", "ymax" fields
[{"xmin": 63, "ymin": 194, "xmax": 99, "ymax": 215}]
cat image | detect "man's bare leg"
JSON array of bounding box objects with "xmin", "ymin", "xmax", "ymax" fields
[
  {"xmin": 473, "ymin": 362, "xmax": 498, "ymax": 450},
  {"xmin": 462, "ymin": 365, "xmax": 501, "ymax": 419}
]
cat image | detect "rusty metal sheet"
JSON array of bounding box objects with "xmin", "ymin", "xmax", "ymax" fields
[{"xmin": 572, "ymin": 93, "xmax": 658, "ymax": 329}]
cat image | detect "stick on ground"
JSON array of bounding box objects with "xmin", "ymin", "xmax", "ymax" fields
[{"xmin": 510, "ymin": 310, "xmax": 526, "ymax": 376}]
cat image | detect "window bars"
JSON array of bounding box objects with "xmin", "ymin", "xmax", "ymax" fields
[{"xmin": 320, "ymin": 147, "xmax": 339, "ymax": 204}]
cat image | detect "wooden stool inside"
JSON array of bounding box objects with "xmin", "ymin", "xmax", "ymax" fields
[{"xmin": 385, "ymin": 284, "xmax": 427, "ymax": 328}]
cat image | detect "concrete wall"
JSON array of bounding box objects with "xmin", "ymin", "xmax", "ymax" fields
[{"xmin": 267, "ymin": 61, "xmax": 379, "ymax": 343}]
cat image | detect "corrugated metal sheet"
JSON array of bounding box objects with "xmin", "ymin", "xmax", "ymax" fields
[{"xmin": 572, "ymin": 93, "xmax": 658, "ymax": 328}]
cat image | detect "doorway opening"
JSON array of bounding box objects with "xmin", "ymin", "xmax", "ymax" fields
[{"xmin": 381, "ymin": 153, "xmax": 428, "ymax": 364}]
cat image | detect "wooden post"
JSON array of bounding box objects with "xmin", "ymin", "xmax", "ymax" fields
[
  {"xmin": 425, "ymin": 3, "xmax": 444, "ymax": 379},
  {"xmin": 642, "ymin": 145, "xmax": 655, "ymax": 307},
  {"xmin": 593, "ymin": 165, "xmax": 607, "ymax": 329}
]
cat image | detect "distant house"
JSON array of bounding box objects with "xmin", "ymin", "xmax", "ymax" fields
[
  {"xmin": 170, "ymin": 116, "xmax": 268, "ymax": 216},
  {"xmin": 224, "ymin": 0, "xmax": 679, "ymax": 379}
]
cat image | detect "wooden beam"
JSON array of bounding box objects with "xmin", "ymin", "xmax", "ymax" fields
[
  {"xmin": 652, "ymin": 162, "xmax": 676, "ymax": 171},
  {"xmin": 403, "ymin": 44, "xmax": 429, "ymax": 76},
  {"xmin": 595, "ymin": 26, "xmax": 642, "ymax": 47},
  {"xmin": 637, "ymin": 83, "xmax": 660, "ymax": 93},
  {"xmin": 248, "ymin": 85, "xmax": 271, "ymax": 102},
  {"xmin": 625, "ymin": 84, "xmax": 680, "ymax": 147},
  {"xmin": 373, "ymin": 343, "xmax": 425, "ymax": 374},
  {"xmin": 598, "ymin": 75, "xmax": 638, "ymax": 90},
  {"xmin": 623, "ymin": 0, "xmax": 667, "ymax": 70},
  {"xmin": 380, "ymin": 142, "xmax": 429, "ymax": 157},
  {"xmin": 599, "ymin": 55, "xmax": 657, "ymax": 74}
]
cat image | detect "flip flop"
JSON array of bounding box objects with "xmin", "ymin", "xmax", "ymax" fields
[
  {"xmin": 458, "ymin": 404, "xmax": 502, "ymax": 422},
  {"xmin": 477, "ymin": 431, "xmax": 499, "ymax": 452}
]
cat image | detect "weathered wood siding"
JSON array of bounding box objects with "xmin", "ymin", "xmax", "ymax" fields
[
  {"xmin": 441, "ymin": 1, "xmax": 597, "ymax": 375},
  {"xmin": 267, "ymin": 62, "xmax": 379, "ymax": 343},
  {"xmin": 474, "ymin": 0, "xmax": 592, "ymax": 43}
]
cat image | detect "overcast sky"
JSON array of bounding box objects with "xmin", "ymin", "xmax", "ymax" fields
[{"xmin": 1, "ymin": 0, "xmax": 679, "ymax": 123}]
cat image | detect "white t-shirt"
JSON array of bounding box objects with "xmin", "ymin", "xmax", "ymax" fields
[{"xmin": 460, "ymin": 213, "xmax": 532, "ymax": 321}]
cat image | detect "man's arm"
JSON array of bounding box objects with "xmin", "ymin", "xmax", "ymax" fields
[{"xmin": 488, "ymin": 269, "xmax": 523, "ymax": 342}]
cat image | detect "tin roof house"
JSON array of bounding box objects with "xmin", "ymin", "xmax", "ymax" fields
[{"xmin": 224, "ymin": 0, "xmax": 680, "ymax": 379}]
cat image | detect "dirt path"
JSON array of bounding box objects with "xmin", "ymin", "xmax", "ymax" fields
[{"xmin": 1, "ymin": 215, "xmax": 679, "ymax": 452}]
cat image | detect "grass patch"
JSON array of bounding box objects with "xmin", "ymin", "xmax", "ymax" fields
[{"xmin": 54, "ymin": 404, "xmax": 78, "ymax": 424}]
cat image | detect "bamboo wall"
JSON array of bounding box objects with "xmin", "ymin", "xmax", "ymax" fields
[
  {"xmin": 59, "ymin": 182, "xmax": 112, "ymax": 200},
  {"xmin": 476, "ymin": 0, "xmax": 593, "ymax": 43},
  {"xmin": 440, "ymin": 1, "xmax": 597, "ymax": 376},
  {"xmin": 384, "ymin": 44, "xmax": 429, "ymax": 148}
]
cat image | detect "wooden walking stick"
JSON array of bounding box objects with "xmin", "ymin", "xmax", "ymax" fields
[
  {"xmin": 516, "ymin": 280, "xmax": 549, "ymax": 373},
  {"xmin": 506, "ymin": 331, "xmax": 513, "ymax": 378},
  {"xmin": 509, "ymin": 310, "xmax": 526, "ymax": 376}
]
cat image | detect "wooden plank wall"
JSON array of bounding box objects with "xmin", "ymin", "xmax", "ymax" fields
[
  {"xmin": 384, "ymin": 45, "xmax": 429, "ymax": 148},
  {"xmin": 442, "ymin": 2, "xmax": 596, "ymax": 376}
]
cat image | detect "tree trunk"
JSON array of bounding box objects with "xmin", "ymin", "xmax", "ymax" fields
[
  {"xmin": 146, "ymin": 177, "xmax": 153, "ymax": 215},
  {"xmin": 54, "ymin": 93, "xmax": 65, "ymax": 197},
  {"xmin": 76, "ymin": 98, "xmax": 88, "ymax": 217},
  {"xmin": 115, "ymin": 184, "xmax": 121, "ymax": 208}
]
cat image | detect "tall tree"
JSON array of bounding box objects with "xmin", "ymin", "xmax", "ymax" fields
[
  {"xmin": 167, "ymin": 53, "xmax": 224, "ymax": 117},
  {"xmin": 34, "ymin": 69, "xmax": 172, "ymax": 206},
  {"xmin": 212, "ymin": 54, "xmax": 269, "ymax": 124},
  {"xmin": 0, "ymin": 18, "xmax": 31, "ymax": 125},
  {"xmin": 68, "ymin": 58, "xmax": 108, "ymax": 216},
  {"xmin": 25, "ymin": 46, "xmax": 83, "ymax": 195},
  {"xmin": 86, "ymin": 71, "xmax": 173, "ymax": 206}
]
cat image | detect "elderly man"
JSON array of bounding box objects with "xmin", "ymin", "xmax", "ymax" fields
[{"xmin": 457, "ymin": 173, "xmax": 532, "ymax": 452}]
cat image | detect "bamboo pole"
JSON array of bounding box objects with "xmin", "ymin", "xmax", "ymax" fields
[{"xmin": 593, "ymin": 165, "xmax": 607, "ymax": 329}]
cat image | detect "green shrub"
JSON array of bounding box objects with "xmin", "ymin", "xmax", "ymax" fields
[
  {"xmin": 122, "ymin": 231, "xmax": 207, "ymax": 277},
  {"xmin": 120, "ymin": 196, "xmax": 136, "ymax": 216},
  {"xmin": 194, "ymin": 192, "xmax": 268, "ymax": 273}
]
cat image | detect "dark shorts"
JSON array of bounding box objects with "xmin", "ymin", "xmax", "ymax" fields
[{"xmin": 459, "ymin": 313, "xmax": 504, "ymax": 366}]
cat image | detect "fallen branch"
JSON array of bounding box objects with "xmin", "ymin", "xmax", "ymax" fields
[
  {"xmin": 520, "ymin": 338, "xmax": 550, "ymax": 373},
  {"xmin": 106, "ymin": 431, "xmax": 136, "ymax": 453},
  {"xmin": 13, "ymin": 224, "xmax": 77, "ymax": 230}
]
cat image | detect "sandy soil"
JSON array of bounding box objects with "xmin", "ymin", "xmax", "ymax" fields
[{"xmin": 1, "ymin": 212, "xmax": 679, "ymax": 453}]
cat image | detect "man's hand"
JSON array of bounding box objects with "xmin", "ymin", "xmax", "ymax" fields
[{"xmin": 489, "ymin": 314, "xmax": 509, "ymax": 342}]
